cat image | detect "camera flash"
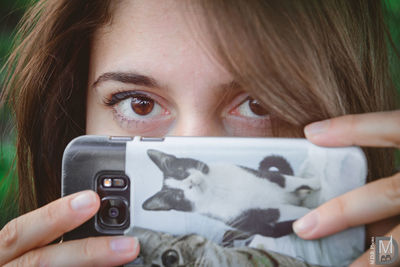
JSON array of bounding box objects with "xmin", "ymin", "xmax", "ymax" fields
[
  {"xmin": 103, "ymin": 178, "xmax": 112, "ymax": 187},
  {"xmin": 113, "ymin": 178, "xmax": 125, "ymax": 187}
]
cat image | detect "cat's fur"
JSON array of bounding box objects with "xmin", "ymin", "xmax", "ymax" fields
[
  {"xmin": 127, "ymin": 227, "xmax": 317, "ymax": 267},
  {"xmin": 142, "ymin": 149, "xmax": 320, "ymax": 238}
]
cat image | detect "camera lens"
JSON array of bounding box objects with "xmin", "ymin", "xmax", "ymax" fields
[
  {"xmin": 108, "ymin": 207, "xmax": 119, "ymax": 218},
  {"xmin": 99, "ymin": 197, "xmax": 128, "ymax": 227}
]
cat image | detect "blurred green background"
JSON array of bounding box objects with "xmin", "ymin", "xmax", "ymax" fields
[
  {"xmin": 0, "ymin": 0, "xmax": 30, "ymax": 227},
  {"xmin": 0, "ymin": 1, "xmax": 399, "ymax": 228}
]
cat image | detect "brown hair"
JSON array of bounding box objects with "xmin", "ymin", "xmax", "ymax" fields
[
  {"xmin": 1, "ymin": 0, "xmax": 113, "ymax": 214},
  {"xmin": 1, "ymin": 0, "xmax": 398, "ymax": 215},
  {"xmin": 187, "ymin": 0, "xmax": 398, "ymax": 178}
]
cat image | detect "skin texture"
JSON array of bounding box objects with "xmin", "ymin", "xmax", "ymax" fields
[
  {"xmin": 0, "ymin": 0, "xmax": 398, "ymax": 266},
  {"xmin": 86, "ymin": 0, "xmax": 272, "ymax": 138},
  {"xmin": 0, "ymin": 191, "xmax": 139, "ymax": 266},
  {"xmin": 293, "ymin": 111, "xmax": 400, "ymax": 267},
  {"xmin": 0, "ymin": 1, "xmax": 271, "ymax": 266},
  {"xmin": 86, "ymin": 1, "xmax": 400, "ymax": 265}
]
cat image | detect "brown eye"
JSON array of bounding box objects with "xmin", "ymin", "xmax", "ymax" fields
[
  {"xmin": 248, "ymin": 98, "xmax": 268, "ymax": 116},
  {"xmin": 131, "ymin": 95, "xmax": 154, "ymax": 115}
]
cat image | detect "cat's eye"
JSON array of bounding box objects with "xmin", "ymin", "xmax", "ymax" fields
[{"xmin": 175, "ymin": 193, "xmax": 183, "ymax": 201}]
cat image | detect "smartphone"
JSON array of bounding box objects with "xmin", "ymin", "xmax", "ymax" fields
[{"xmin": 61, "ymin": 135, "xmax": 367, "ymax": 266}]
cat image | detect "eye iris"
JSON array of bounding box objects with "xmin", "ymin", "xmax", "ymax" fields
[
  {"xmin": 249, "ymin": 98, "xmax": 268, "ymax": 116},
  {"xmin": 131, "ymin": 96, "xmax": 154, "ymax": 115}
]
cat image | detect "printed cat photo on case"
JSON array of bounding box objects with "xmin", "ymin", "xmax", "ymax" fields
[
  {"xmin": 124, "ymin": 138, "xmax": 367, "ymax": 266},
  {"xmin": 142, "ymin": 149, "xmax": 320, "ymax": 238}
]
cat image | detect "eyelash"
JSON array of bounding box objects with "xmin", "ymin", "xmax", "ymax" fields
[
  {"xmin": 103, "ymin": 90, "xmax": 270, "ymax": 133},
  {"xmin": 103, "ymin": 90, "xmax": 172, "ymax": 131},
  {"xmin": 103, "ymin": 90, "xmax": 142, "ymax": 106},
  {"xmin": 229, "ymin": 97, "xmax": 268, "ymax": 118}
]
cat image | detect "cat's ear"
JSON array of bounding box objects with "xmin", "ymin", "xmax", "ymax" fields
[
  {"xmin": 259, "ymin": 155, "xmax": 293, "ymax": 175},
  {"xmin": 147, "ymin": 149, "xmax": 176, "ymax": 171},
  {"xmin": 142, "ymin": 190, "xmax": 174, "ymax": 211},
  {"xmin": 142, "ymin": 188, "xmax": 193, "ymax": 211},
  {"xmin": 196, "ymin": 161, "xmax": 209, "ymax": 174}
]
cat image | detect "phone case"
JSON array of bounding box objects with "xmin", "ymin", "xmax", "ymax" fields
[{"xmin": 62, "ymin": 135, "xmax": 367, "ymax": 266}]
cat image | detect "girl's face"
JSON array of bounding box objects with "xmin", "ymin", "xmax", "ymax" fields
[{"xmin": 86, "ymin": 0, "xmax": 272, "ymax": 137}]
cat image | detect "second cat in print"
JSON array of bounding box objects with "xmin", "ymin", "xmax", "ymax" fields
[{"xmin": 142, "ymin": 149, "xmax": 320, "ymax": 238}]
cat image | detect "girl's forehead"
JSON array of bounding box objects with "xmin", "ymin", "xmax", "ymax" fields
[{"xmin": 89, "ymin": 0, "xmax": 233, "ymax": 92}]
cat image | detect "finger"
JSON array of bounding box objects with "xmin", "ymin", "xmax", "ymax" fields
[
  {"xmin": 4, "ymin": 236, "xmax": 140, "ymax": 267},
  {"xmin": 293, "ymin": 172, "xmax": 400, "ymax": 239},
  {"xmin": 349, "ymin": 225, "xmax": 400, "ymax": 267},
  {"xmin": 0, "ymin": 190, "xmax": 100, "ymax": 265},
  {"xmin": 304, "ymin": 110, "xmax": 400, "ymax": 147}
]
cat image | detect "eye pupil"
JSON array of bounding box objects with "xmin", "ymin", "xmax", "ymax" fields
[
  {"xmin": 131, "ymin": 96, "xmax": 154, "ymax": 115},
  {"xmin": 249, "ymin": 98, "xmax": 268, "ymax": 116}
]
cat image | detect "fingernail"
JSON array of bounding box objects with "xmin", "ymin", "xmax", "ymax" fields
[
  {"xmin": 293, "ymin": 210, "xmax": 318, "ymax": 236},
  {"xmin": 305, "ymin": 120, "xmax": 330, "ymax": 136},
  {"xmin": 70, "ymin": 191, "xmax": 95, "ymax": 211},
  {"xmin": 110, "ymin": 237, "xmax": 139, "ymax": 253}
]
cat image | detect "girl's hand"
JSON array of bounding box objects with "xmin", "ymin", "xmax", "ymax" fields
[
  {"xmin": 0, "ymin": 190, "xmax": 139, "ymax": 266},
  {"xmin": 293, "ymin": 110, "xmax": 400, "ymax": 267}
]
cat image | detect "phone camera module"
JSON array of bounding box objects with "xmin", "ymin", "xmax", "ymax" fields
[
  {"xmin": 99, "ymin": 197, "xmax": 128, "ymax": 228},
  {"xmin": 96, "ymin": 173, "xmax": 130, "ymax": 233},
  {"xmin": 108, "ymin": 207, "xmax": 119, "ymax": 218}
]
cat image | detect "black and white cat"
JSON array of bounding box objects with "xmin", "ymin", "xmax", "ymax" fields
[{"xmin": 142, "ymin": 149, "xmax": 320, "ymax": 238}]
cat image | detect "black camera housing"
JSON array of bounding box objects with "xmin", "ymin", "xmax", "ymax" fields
[
  {"xmin": 96, "ymin": 173, "xmax": 130, "ymax": 234},
  {"xmin": 62, "ymin": 136, "xmax": 130, "ymax": 241}
]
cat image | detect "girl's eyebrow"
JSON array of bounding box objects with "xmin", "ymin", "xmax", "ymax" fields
[
  {"xmin": 92, "ymin": 72, "xmax": 159, "ymax": 89},
  {"xmin": 92, "ymin": 71, "xmax": 241, "ymax": 93}
]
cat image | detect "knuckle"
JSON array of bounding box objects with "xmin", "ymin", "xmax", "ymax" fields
[
  {"xmin": 383, "ymin": 111, "xmax": 400, "ymax": 147},
  {"xmin": 328, "ymin": 196, "xmax": 357, "ymax": 230},
  {"xmin": 387, "ymin": 111, "xmax": 400, "ymax": 147},
  {"xmin": 383, "ymin": 174, "xmax": 400, "ymax": 204},
  {"xmin": 14, "ymin": 250, "xmax": 44, "ymax": 267},
  {"xmin": 0, "ymin": 218, "xmax": 19, "ymax": 249},
  {"xmin": 332, "ymin": 197, "xmax": 351, "ymax": 228},
  {"xmin": 392, "ymin": 111, "xmax": 400, "ymax": 127},
  {"xmin": 41, "ymin": 202, "xmax": 60, "ymax": 225},
  {"xmin": 344, "ymin": 114, "xmax": 357, "ymax": 132},
  {"xmin": 82, "ymin": 237, "xmax": 96, "ymax": 260}
]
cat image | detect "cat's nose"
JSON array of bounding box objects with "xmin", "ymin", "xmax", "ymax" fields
[{"xmin": 169, "ymin": 115, "xmax": 225, "ymax": 136}]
